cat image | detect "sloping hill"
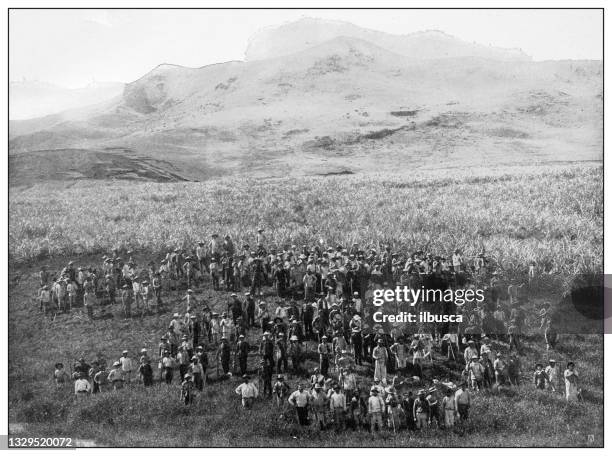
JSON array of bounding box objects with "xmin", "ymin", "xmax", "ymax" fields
[
  {"xmin": 9, "ymin": 33, "xmax": 602, "ymax": 183},
  {"xmin": 245, "ymin": 18, "xmax": 531, "ymax": 62}
]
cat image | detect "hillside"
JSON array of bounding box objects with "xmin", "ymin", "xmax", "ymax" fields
[
  {"xmin": 9, "ymin": 25, "xmax": 603, "ymax": 185},
  {"xmin": 245, "ymin": 17, "xmax": 531, "ymax": 62}
]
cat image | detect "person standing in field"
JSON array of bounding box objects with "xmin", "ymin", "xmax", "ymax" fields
[
  {"xmin": 368, "ymin": 386, "xmax": 385, "ymax": 433},
  {"xmin": 138, "ymin": 358, "xmax": 154, "ymax": 387},
  {"xmin": 180, "ymin": 373, "xmax": 195, "ymax": 405},
  {"xmin": 413, "ymin": 389, "xmax": 429, "ymax": 430},
  {"xmin": 107, "ymin": 361, "xmax": 125, "ymax": 390},
  {"xmin": 121, "ymin": 285, "xmax": 133, "ymax": 318},
  {"xmin": 74, "ymin": 372, "xmax": 92, "ymax": 397},
  {"xmin": 288, "ymin": 383, "xmax": 310, "ymax": 426},
  {"xmin": 442, "ymin": 389, "xmax": 456, "ymax": 429},
  {"xmin": 39, "ymin": 285, "xmax": 52, "ymax": 314},
  {"xmin": 236, "ymin": 334, "xmax": 250, "ymax": 376},
  {"xmin": 235, "ymin": 374, "xmax": 258, "ymax": 408},
  {"xmin": 545, "ymin": 359, "xmax": 559, "ymax": 392},
  {"xmin": 161, "ymin": 349, "xmax": 176, "ymax": 384},
  {"xmin": 329, "ymin": 384, "xmax": 347, "ymax": 432},
  {"xmin": 318, "ymin": 335, "xmax": 331, "ymax": 377},
  {"xmin": 53, "ymin": 362, "xmax": 70, "ymax": 387},
  {"xmin": 454, "ymin": 382, "xmax": 471, "ymax": 421},
  {"xmin": 372, "ymin": 338, "xmax": 388, "ymax": 383},
  {"xmin": 564, "ymin": 362, "xmax": 580, "ymax": 402},
  {"xmin": 119, "ymin": 350, "xmax": 135, "ymax": 385},
  {"xmin": 493, "ymin": 352, "xmax": 506, "ymax": 386},
  {"xmin": 534, "ymin": 363, "xmax": 548, "ymax": 390}
]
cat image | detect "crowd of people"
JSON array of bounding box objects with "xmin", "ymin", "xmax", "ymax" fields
[{"xmin": 47, "ymin": 230, "xmax": 581, "ymax": 433}]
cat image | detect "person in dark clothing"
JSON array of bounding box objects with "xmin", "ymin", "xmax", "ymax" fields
[
  {"xmin": 196, "ymin": 346, "xmax": 208, "ymax": 383},
  {"xmin": 302, "ymin": 302, "xmax": 314, "ymax": 339},
  {"xmin": 402, "ymin": 392, "xmax": 416, "ymax": 430},
  {"xmin": 236, "ymin": 335, "xmax": 250, "ymax": 376},
  {"xmin": 228, "ymin": 294, "xmax": 243, "ymax": 325},
  {"xmin": 189, "ymin": 315, "xmax": 200, "ymax": 348},
  {"xmin": 245, "ymin": 293, "xmax": 256, "ymax": 328},
  {"xmin": 351, "ymin": 328, "xmax": 363, "ymax": 366},
  {"xmin": 138, "ymin": 360, "xmax": 154, "ymax": 386},
  {"xmin": 218, "ymin": 337, "xmax": 231, "ymax": 376}
]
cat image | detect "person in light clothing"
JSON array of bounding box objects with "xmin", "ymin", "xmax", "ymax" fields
[
  {"xmin": 235, "ymin": 375, "xmax": 258, "ymax": 408},
  {"xmin": 107, "ymin": 361, "xmax": 125, "ymax": 390},
  {"xmin": 119, "ymin": 350, "xmax": 135, "ymax": 384},
  {"xmin": 454, "ymin": 382, "xmax": 471, "ymax": 420},
  {"xmin": 564, "ymin": 362, "xmax": 580, "ymax": 402},
  {"xmin": 74, "ymin": 372, "xmax": 92, "ymax": 397},
  {"xmin": 288, "ymin": 384, "xmax": 310, "ymax": 426},
  {"xmin": 329, "ymin": 385, "xmax": 347, "ymax": 431},
  {"xmin": 367, "ymin": 387, "xmax": 385, "ymax": 432},
  {"xmin": 545, "ymin": 359, "xmax": 559, "ymax": 392},
  {"xmin": 442, "ymin": 389, "xmax": 456, "ymax": 428},
  {"xmin": 372, "ymin": 338, "xmax": 388, "ymax": 383}
]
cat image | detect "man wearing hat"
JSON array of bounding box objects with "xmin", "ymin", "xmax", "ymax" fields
[
  {"xmin": 318, "ymin": 336, "xmax": 331, "ymax": 377},
  {"xmin": 329, "ymin": 384, "xmax": 347, "ymax": 431},
  {"xmin": 196, "ymin": 241, "xmax": 207, "ymax": 274},
  {"xmin": 545, "ymin": 359, "xmax": 559, "ymax": 392},
  {"xmin": 368, "ymin": 386, "xmax": 385, "ymax": 432},
  {"xmin": 272, "ymin": 374, "xmax": 290, "ymax": 407},
  {"xmin": 235, "ymin": 374, "xmax": 258, "ymax": 408},
  {"xmin": 372, "ymin": 338, "xmax": 388, "ymax": 383},
  {"xmin": 189, "ymin": 314, "xmax": 201, "ymax": 348},
  {"xmin": 287, "ymin": 335, "xmax": 302, "ymax": 374},
  {"xmin": 465, "ymin": 356, "xmax": 485, "ymax": 390},
  {"xmin": 310, "ymin": 383, "xmax": 328, "ymax": 430},
  {"xmin": 228, "ymin": 293, "xmax": 243, "ymax": 325},
  {"xmin": 493, "ymin": 352, "xmax": 507, "ymax": 386},
  {"xmin": 244, "ymin": 292, "xmax": 256, "ymax": 328},
  {"xmin": 217, "ymin": 336, "xmax": 231, "ymax": 377},
  {"xmin": 235, "ymin": 334, "xmax": 250, "ymax": 376},
  {"xmin": 288, "ymin": 384, "xmax": 310, "ymax": 426},
  {"xmin": 188, "ymin": 355, "xmax": 204, "ymax": 391},
  {"xmin": 107, "ymin": 361, "xmax": 125, "ymax": 390},
  {"xmin": 39, "ymin": 284, "xmax": 52, "ymax": 314},
  {"xmin": 119, "ymin": 350, "xmax": 135, "ymax": 385},
  {"xmin": 121, "ymin": 284, "xmax": 133, "ymax": 318},
  {"xmin": 454, "ymin": 381, "xmax": 471, "ymax": 420},
  {"xmin": 463, "ymin": 340, "xmax": 479, "ymax": 365},
  {"xmin": 413, "ymin": 389, "xmax": 430, "ymax": 430},
  {"xmin": 180, "ymin": 373, "xmax": 195, "ymax": 405},
  {"xmin": 74, "ymin": 372, "xmax": 92, "ymax": 397},
  {"xmin": 161, "ymin": 349, "xmax": 176, "ymax": 384},
  {"xmin": 138, "ymin": 356, "xmax": 154, "ymax": 387}
]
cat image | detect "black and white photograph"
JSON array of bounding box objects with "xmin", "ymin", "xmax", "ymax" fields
[{"xmin": 5, "ymin": 7, "xmax": 606, "ymax": 449}]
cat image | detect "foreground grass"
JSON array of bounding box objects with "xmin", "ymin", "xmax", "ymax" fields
[
  {"xmin": 8, "ymin": 165, "xmax": 603, "ymax": 446},
  {"xmin": 8, "ymin": 254, "xmax": 604, "ymax": 447}
]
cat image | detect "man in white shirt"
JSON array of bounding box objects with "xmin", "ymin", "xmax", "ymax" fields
[
  {"xmin": 235, "ymin": 375, "xmax": 258, "ymax": 408},
  {"xmin": 368, "ymin": 387, "xmax": 385, "ymax": 432},
  {"xmin": 329, "ymin": 385, "xmax": 347, "ymax": 431},
  {"xmin": 74, "ymin": 373, "xmax": 92, "ymax": 397},
  {"xmin": 119, "ymin": 350, "xmax": 135, "ymax": 384},
  {"xmin": 288, "ymin": 384, "xmax": 310, "ymax": 425}
]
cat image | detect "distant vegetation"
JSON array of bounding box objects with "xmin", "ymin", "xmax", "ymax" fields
[{"xmin": 9, "ymin": 166, "xmax": 602, "ymax": 287}]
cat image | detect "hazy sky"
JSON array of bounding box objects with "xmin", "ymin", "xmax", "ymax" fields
[{"xmin": 9, "ymin": 9, "xmax": 603, "ymax": 88}]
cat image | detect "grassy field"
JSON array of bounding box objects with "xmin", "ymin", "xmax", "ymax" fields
[
  {"xmin": 9, "ymin": 165, "xmax": 603, "ymax": 279},
  {"xmin": 8, "ymin": 164, "xmax": 604, "ymax": 447}
]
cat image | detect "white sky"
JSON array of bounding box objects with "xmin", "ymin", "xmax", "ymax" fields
[{"xmin": 9, "ymin": 9, "xmax": 603, "ymax": 88}]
